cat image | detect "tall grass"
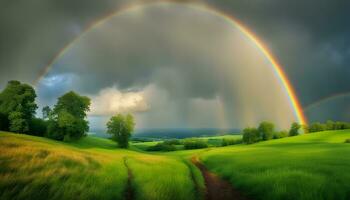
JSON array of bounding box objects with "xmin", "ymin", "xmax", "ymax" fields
[
  {"xmin": 200, "ymin": 130, "xmax": 350, "ymax": 200},
  {"xmin": 128, "ymin": 155, "xmax": 197, "ymax": 200}
]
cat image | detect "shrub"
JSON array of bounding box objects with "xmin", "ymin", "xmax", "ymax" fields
[
  {"xmin": 289, "ymin": 122, "xmax": 301, "ymax": 136},
  {"xmin": 345, "ymin": 139, "xmax": 350, "ymax": 143},
  {"xmin": 258, "ymin": 121, "xmax": 275, "ymax": 141},
  {"xmin": 147, "ymin": 143, "xmax": 176, "ymax": 151},
  {"xmin": 221, "ymin": 138, "xmax": 242, "ymax": 146},
  {"xmin": 163, "ymin": 139, "xmax": 181, "ymax": 145},
  {"xmin": 273, "ymin": 130, "xmax": 288, "ymax": 139},
  {"xmin": 308, "ymin": 122, "xmax": 326, "ymax": 133},
  {"xmin": 242, "ymin": 128, "xmax": 260, "ymax": 144},
  {"xmin": 183, "ymin": 139, "xmax": 208, "ymax": 149}
]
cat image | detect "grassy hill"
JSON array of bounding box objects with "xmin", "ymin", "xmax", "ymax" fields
[
  {"xmin": 198, "ymin": 130, "xmax": 350, "ymax": 200},
  {"xmin": 1, "ymin": 130, "xmax": 349, "ymax": 200},
  {"xmin": 0, "ymin": 132, "xmax": 202, "ymax": 200}
]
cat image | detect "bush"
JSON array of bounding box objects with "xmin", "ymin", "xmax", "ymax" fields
[
  {"xmin": 308, "ymin": 122, "xmax": 326, "ymax": 133},
  {"xmin": 345, "ymin": 139, "xmax": 350, "ymax": 143},
  {"xmin": 147, "ymin": 143, "xmax": 176, "ymax": 151},
  {"xmin": 258, "ymin": 121, "xmax": 275, "ymax": 141},
  {"xmin": 221, "ymin": 138, "xmax": 242, "ymax": 146},
  {"xmin": 242, "ymin": 128, "xmax": 260, "ymax": 144},
  {"xmin": 273, "ymin": 130, "xmax": 288, "ymax": 139},
  {"xmin": 183, "ymin": 139, "xmax": 208, "ymax": 149},
  {"xmin": 163, "ymin": 139, "xmax": 181, "ymax": 145}
]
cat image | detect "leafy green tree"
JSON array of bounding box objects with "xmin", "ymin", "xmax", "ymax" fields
[
  {"xmin": 8, "ymin": 111, "xmax": 29, "ymax": 133},
  {"xmin": 242, "ymin": 127, "xmax": 260, "ymax": 144},
  {"xmin": 258, "ymin": 121, "xmax": 275, "ymax": 140},
  {"xmin": 0, "ymin": 80, "xmax": 37, "ymax": 133},
  {"xmin": 106, "ymin": 114, "xmax": 135, "ymax": 148},
  {"xmin": 289, "ymin": 122, "xmax": 301, "ymax": 136},
  {"xmin": 47, "ymin": 91, "xmax": 90, "ymax": 141},
  {"xmin": 42, "ymin": 106, "xmax": 52, "ymax": 120},
  {"xmin": 325, "ymin": 120, "xmax": 335, "ymax": 130},
  {"xmin": 308, "ymin": 122, "xmax": 326, "ymax": 133}
]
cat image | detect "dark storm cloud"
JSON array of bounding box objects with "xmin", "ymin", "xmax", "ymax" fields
[
  {"xmin": 0, "ymin": 0, "xmax": 349, "ymax": 123},
  {"xmin": 205, "ymin": 0, "xmax": 350, "ymax": 122}
]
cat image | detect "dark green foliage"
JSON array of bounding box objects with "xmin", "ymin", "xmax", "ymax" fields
[
  {"xmin": 0, "ymin": 112, "xmax": 9, "ymax": 131},
  {"xmin": 289, "ymin": 122, "xmax": 301, "ymax": 136},
  {"xmin": 242, "ymin": 127, "xmax": 260, "ymax": 144},
  {"xmin": 147, "ymin": 143, "xmax": 176, "ymax": 151},
  {"xmin": 273, "ymin": 130, "xmax": 288, "ymax": 139},
  {"xmin": 183, "ymin": 138, "xmax": 208, "ymax": 149},
  {"xmin": 106, "ymin": 114, "xmax": 135, "ymax": 148},
  {"xmin": 42, "ymin": 106, "xmax": 52, "ymax": 120},
  {"xmin": 345, "ymin": 139, "xmax": 350, "ymax": 143},
  {"xmin": 0, "ymin": 80, "xmax": 37, "ymax": 133},
  {"xmin": 163, "ymin": 139, "xmax": 181, "ymax": 145},
  {"xmin": 309, "ymin": 122, "xmax": 327, "ymax": 133},
  {"xmin": 47, "ymin": 91, "xmax": 90, "ymax": 141},
  {"xmin": 305, "ymin": 121, "xmax": 350, "ymax": 133},
  {"xmin": 258, "ymin": 121, "xmax": 275, "ymax": 140},
  {"xmin": 8, "ymin": 111, "xmax": 29, "ymax": 133},
  {"xmin": 221, "ymin": 138, "xmax": 242, "ymax": 146},
  {"xmin": 28, "ymin": 118, "xmax": 47, "ymax": 137}
]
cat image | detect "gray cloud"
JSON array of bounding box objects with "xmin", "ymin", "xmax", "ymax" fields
[{"xmin": 1, "ymin": 0, "xmax": 349, "ymax": 126}]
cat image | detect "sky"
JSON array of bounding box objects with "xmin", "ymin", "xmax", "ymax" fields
[{"xmin": 0, "ymin": 0, "xmax": 349, "ymax": 130}]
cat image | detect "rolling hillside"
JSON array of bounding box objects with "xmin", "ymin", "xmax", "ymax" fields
[{"xmin": 1, "ymin": 130, "xmax": 349, "ymax": 200}]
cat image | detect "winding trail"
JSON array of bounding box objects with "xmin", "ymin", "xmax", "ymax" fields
[
  {"xmin": 191, "ymin": 156, "xmax": 250, "ymax": 200},
  {"xmin": 123, "ymin": 157, "xmax": 135, "ymax": 200}
]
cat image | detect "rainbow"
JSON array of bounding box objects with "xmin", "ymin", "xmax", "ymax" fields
[
  {"xmin": 35, "ymin": 1, "xmax": 307, "ymax": 125},
  {"xmin": 304, "ymin": 92, "xmax": 350, "ymax": 112}
]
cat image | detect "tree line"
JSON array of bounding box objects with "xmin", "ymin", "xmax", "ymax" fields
[
  {"xmin": 0, "ymin": 80, "xmax": 134, "ymax": 148},
  {"xmin": 242, "ymin": 120, "xmax": 350, "ymax": 144}
]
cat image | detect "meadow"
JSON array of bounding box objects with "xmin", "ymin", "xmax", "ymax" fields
[
  {"xmin": 0, "ymin": 132, "xmax": 200, "ymax": 200},
  {"xmin": 0, "ymin": 130, "xmax": 349, "ymax": 200}
]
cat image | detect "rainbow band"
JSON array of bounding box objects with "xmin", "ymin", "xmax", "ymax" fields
[
  {"xmin": 304, "ymin": 92, "xmax": 350, "ymax": 112},
  {"xmin": 35, "ymin": 1, "xmax": 307, "ymax": 125}
]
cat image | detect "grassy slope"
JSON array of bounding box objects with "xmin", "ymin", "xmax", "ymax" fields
[
  {"xmin": 199, "ymin": 130, "xmax": 350, "ymax": 200},
  {"xmin": 0, "ymin": 132, "xmax": 198, "ymax": 200},
  {"xmin": 1, "ymin": 130, "xmax": 350, "ymax": 200}
]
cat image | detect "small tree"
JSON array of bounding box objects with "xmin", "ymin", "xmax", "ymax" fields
[
  {"xmin": 0, "ymin": 80, "xmax": 37, "ymax": 133},
  {"xmin": 47, "ymin": 91, "xmax": 90, "ymax": 141},
  {"xmin": 258, "ymin": 121, "xmax": 275, "ymax": 141},
  {"xmin": 42, "ymin": 106, "xmax": 52, "ymax": 120},
  {"xmin": 242, "ymin": 127, "xmax": 260, "ymax": 144},
  {"xmin": 289, "ymin": 122, "xmax": 301, "ymax": 136},
  {"xmin": 107, "ymin": 114, "xmax": 135, "ymax": 148}
]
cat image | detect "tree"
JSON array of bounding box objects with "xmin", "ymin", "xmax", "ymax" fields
[
  {"xmin": 47, "ymin": 91, "xmax": 90, "ymax": 141},
  {"xmin": 308, "ymin": 122, "xmax": 326, "ymax": 133},
  {"xmin": 289, "ymin": 122, "xmax": 301, "ymax": 136},
  {"xmin": 106, "ymin": 114, "xmax": 135, "ymax": 148},
  {"xmin": 8, "ymin": 111, "xmax": 29, "ymax": 133},
  {"xmin": 258, "ymin": 121, "xmax": 275, "ymax": 140},
  {"xmin": 42, "ymin": 106, "xmax": 52, "ymax": 120},
  {"xmin": 325, "ymin": 120, "xmax": 335, "ymax": 130},
  {"xmin": 0, "ymin": 80, "xmax": 37, "ymax": 133},
  {"xmin": 242, "ymin": 127, "xmax": 260, "ymax": 144}
]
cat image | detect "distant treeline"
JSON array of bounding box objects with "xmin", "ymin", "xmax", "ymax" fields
[{"xmin": 242, "ymin": 120, "xmax": 350, "ymax": 144}]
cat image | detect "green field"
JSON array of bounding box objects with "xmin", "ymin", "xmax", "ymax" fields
[{"xmin": 1, "ymin": 130, "xmax": 349, "ymax": 200}]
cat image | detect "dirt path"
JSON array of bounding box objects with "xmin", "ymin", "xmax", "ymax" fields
[
  {"xmin": 123, "ymin": 157, "xmax": 135, "ymax": 200},
  {"xmin": 191, "ymin": 156, "xmax": 250, "ymax": 200}
]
